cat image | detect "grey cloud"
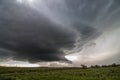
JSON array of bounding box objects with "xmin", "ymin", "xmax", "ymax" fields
[
  {"xmin": 0, "ymin": 0, "xmax": 76, "ymax": 63},
  {"xmin": 0, "ymin": 0, "xmax": 120, "ymax": 64}
]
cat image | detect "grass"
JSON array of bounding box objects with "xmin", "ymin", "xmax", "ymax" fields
[{"xmin": 0, "ymin": 66, "xmax": 120, "ymax": 80}]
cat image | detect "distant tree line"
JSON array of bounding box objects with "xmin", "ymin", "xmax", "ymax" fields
[{"xmin": 81, "ymin": 63, "xmax": 120, "ymax": 69}]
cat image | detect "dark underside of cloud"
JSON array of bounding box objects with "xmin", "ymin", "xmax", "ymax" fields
[
  {"xmin": 0, "ymin": 0, "xmax": 120, "ymax": 63},
  {"xmin": 0, "ymin": 0, "xmax": 76, "ymax": 63}
]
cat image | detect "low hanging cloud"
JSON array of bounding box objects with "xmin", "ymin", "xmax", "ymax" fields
[
  {"xmin": 0, "ymin": 0, "xmax": 78, "ymax": 63},
  {"xmin": 0, "ymin": 0, "xmax": 120, "ymax": 65}
]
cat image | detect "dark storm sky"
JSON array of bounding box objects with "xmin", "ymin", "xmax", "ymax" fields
[{"xmin": 0, "ymin": 0, "xmax": 120, "ymax": 66}]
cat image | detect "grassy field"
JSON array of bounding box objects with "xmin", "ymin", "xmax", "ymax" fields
[{"xmin": 0, "ymin": 66, "xmax": 120, "ymax": 80}]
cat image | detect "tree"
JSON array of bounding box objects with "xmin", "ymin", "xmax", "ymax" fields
[
  {"xmin": 94, "ymin": 65, "xmax": 100, "ymax": 68},
  {"xmin": 111, "ymin": 63, "xmax": 117, "ymax": 67},
  {"xmin": 81, "ymin": 64, "xmax": 87, "ymax": 69}
]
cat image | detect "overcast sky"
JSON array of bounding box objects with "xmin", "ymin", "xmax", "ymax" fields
[{"xmin": 0, "ymin": 0, "xmax": 120, "ymax": 67}]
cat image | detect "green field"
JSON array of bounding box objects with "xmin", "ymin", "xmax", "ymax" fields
[{"xmin": 0, "ymin": 67, "xmax": 120, "ymax": 80}]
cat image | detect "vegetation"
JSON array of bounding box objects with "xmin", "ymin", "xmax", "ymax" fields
[{"xmin": 0, "ymin": 65, "xmax": 120, "ymax": 80}]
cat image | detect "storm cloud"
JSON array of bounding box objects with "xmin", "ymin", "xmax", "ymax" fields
[
  {"xmin": 0, "ymin": 0, "xmax": 120, "ymax": 65},
  {"xmin": 0, "ymin": 0, "xmax": 77, "ymax": 62}
]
